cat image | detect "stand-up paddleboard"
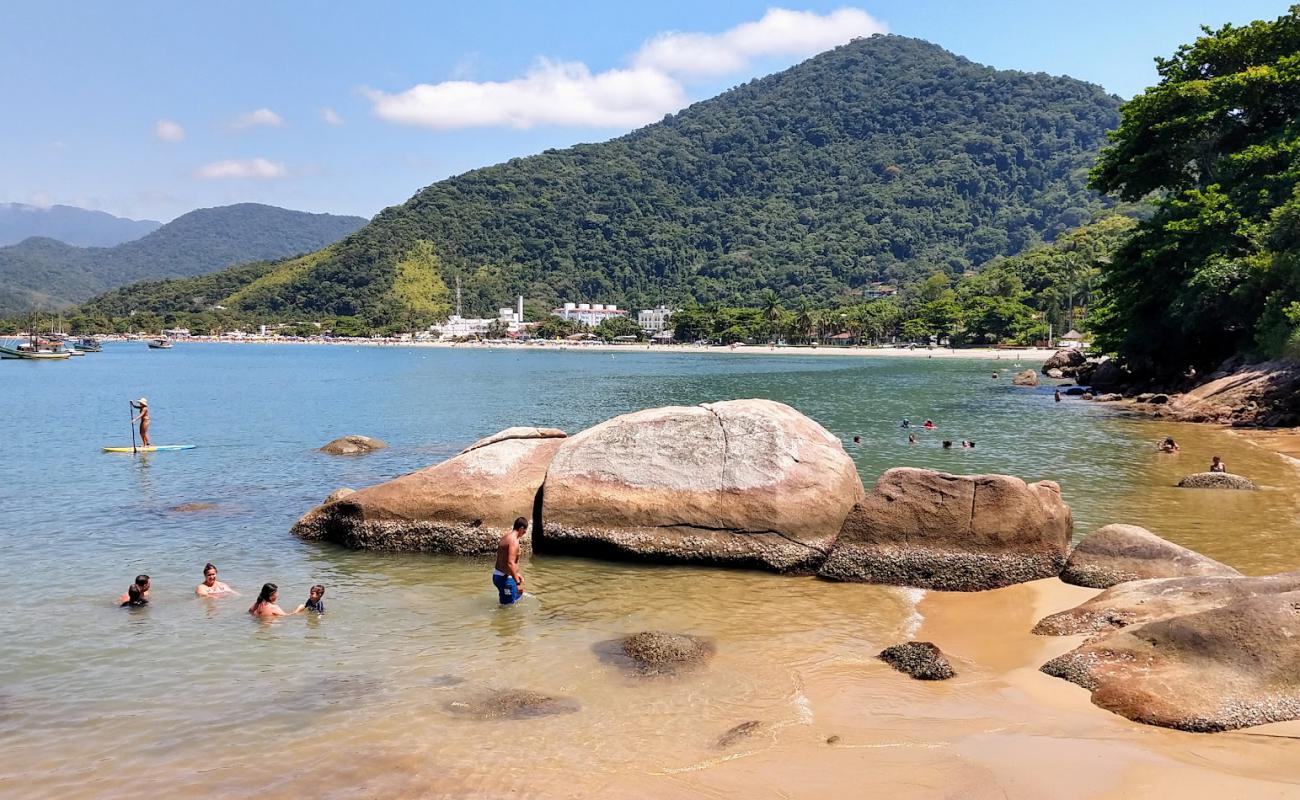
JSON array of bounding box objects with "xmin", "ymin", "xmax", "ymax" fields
[{"xmin": 102, "ymin": 445, "xmax": 197, "ymax": 453}]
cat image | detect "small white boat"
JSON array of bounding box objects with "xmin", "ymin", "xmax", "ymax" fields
[{"xmin": 147, "ymin": 338, "xmax": 173, "ymax": 350}]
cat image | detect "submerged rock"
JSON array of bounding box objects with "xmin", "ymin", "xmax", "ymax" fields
[
  {"xmin": 539, "ymin": 399, "xmax": 863, "ymax": 573},
  {"xmin": 598, "ymin": 631, "xmax": 716, "ymax": 676},
  {"xmin": 1064, "ymin": 386, "xmax": 1086, "ymax": 396},
  {"xmin": 817, "ymin": 468, "xmax": 1072, "ymax": 591},
  {"xmin": 715, "ymin": 720, "xmax": 765, "ymax": 749},
  {"xmin": 1034, "ymin": 572, "xmax": 1300, "ymax": 636},
  {"xmin": 878, "ymin": 642, "xmax": 955, "ymax": 680},
  {"xmin": 445, "ymin": 688, "xmax": 581, "ymax": 720},
  {"xmin": 319, "ymin": 435, "xmax": 388, "ymax": 455},
  {"xmin": 169, "ymin": 502, "xmax": 218, "ymax": 513},
  {"xmin": 1061, "ymin": 524, "xmax": 1241, "ymax": 589},
  {"xmin": 293, "ymin": 427, "xmax": 566, "ymax": 552},
  {"xmin": 1011, "ymin": 369, "xmax": 1039, "ymax": 387},
  {"xmin": 1041, "ymin": 590, "xmax": 1300, "ymax": 732},
  {"xmin": 1176, "ymin": 472, "xmax": 1258, "ymax": 490}
]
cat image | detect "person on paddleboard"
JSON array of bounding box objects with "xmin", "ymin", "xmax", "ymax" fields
[
  {"xmin": 196, "ymin": 563, "xmax": 236, "ymax": 597},
  {"xmin": 130, "ymin": 397, "xmax": 151, "ymax": 447}
]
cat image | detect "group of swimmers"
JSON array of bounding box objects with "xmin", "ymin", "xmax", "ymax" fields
[
  {"xmin": 118, "ymin": 562, "xmax": 326, "ymax": 617},
  {"xmin": 847, "ymin": 420, "xmax": 975, "ymax": 450},
  {"xmin": 1158, "ymin": 437, "xmax": 1229, "ymax": 473}
]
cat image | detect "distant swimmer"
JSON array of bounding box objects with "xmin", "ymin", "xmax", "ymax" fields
[
  {"xmin": 294, "ymin": 584, "xmax": 326, "ymax": 614},
  {"xmin": 118, "ymin": 574, "xmax": 151, "ymax": 605},
  {"xmin": 196, "ymin": 563, "xmax": 236, "ymax": 597},
  {"xmin": 121, "ymin": 583, "xmax": 148, "ymax": 608},
  {"xmin": 942, "ymin": 440, "xmax": 952, "ymax": 449},
  {"xmin": 908, "ymin": 433, "xmax": 917, "ymax": 445},
  {"xmin": 1210, "ymin": 455, "xmax": 1227, "ymax": 473},
  {"xmin": 130, "ymin": 397, "xmax": 151, "ymax": 447},
  {"xmin": 1054, "ymin": 389, "xmax": 1062, "ymax": 402},
  {"xmin": 1159, "ymin": 437, "xmax": 1180, "ymax": 453},
  {"xmin": 992, "ymin": 372, "xmax": 999, "ymax": 379},
  {"xmin": 493, "ymin": 517, "xmax": 528, "ymax": 605},
  {"xmin": 852, "ymin": 435, "xmax": 862, "ymax": 446},
  {"xmin": 249, "ymin": 583, "xmax": 288, "ymax": 617},
  {"xmin": 923, "ymin": 420, "xmax": 935, "ymax": 430},
  {"xmin": 962, "ymin": 440, "xmax": 976, "ymax": 449},
  {"xmin": 900, "ymin": 419, "xmax": 911, "ymax": 429}
]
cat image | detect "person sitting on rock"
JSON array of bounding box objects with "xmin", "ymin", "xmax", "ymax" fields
[
  {"xmin": 118, "ymin": 574, "xmax": 150, "ymax": 605},
  {"xmin": 493, "ymin": 517, "xmax": 528, "ymax": 606},
  {"xmin": 1209, "ymin": 455, "xmax": 1227, "ymax": 473},
  {"xmin": 1159, "ymin": 437, "xmax": 1180, "ymax": 453}
]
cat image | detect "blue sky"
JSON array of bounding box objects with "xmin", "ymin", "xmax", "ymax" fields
[{"xmin": 1, "ymin": 1, "xmax": 1286, "ymax": 222}]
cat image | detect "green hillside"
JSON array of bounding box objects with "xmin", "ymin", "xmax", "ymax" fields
[
  {"xmin": 77, "ymin": 35, "xmax": 1121, "ymax": 326},
  {"xmin": 0, "ymin": 203, "xmax": 367, "ymax": 314}
]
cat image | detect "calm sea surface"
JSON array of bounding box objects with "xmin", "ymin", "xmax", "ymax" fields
[{"xmin": 2, "ymin": 343, "xmax": 1297, "ymax": 797}]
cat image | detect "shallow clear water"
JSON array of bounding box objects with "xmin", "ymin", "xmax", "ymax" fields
[{"xmin": 2, "ymin": 343, "xmax": 1298, "ymax": 797}]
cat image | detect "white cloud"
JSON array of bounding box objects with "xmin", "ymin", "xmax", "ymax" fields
[
  {"xmin": 194, "ymin": 158, "xmax": 288, "ymax": 179},
  {"xmin": 321, "ymin": 107, "xmax": 344, "ymax": 126},
  {"xmin": 365, "ymin": 60, "xmax": 685, "ymax": 130},
  {"xmin": 232, "ymin": 108, "xmax": 286, "ymax": 129},
  {"xmin": 365, "ymin": 7, "xmax": 884, "ymax": 131},
  {"xmin": 154, "ymin": 119, "xmax": 186, "ymax": 142},
  {"xmin": 634, "ymin": 7, "xmax": 887, "ymax": 77}
]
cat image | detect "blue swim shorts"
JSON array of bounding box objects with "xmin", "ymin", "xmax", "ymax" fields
[{"xmin": 492, "ymin": 571, "xmax": 521, "ymax": 605}]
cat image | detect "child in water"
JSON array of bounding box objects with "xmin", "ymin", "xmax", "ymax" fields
[
  {"xmin": 121, "ymin": 583, "xmax": 148, "ymax": 608},
  {"xmin": 295, "ymin": 585, "xmax": 326, "ymax": 615},
  {"xmin": 1209, "ymin": 456, "xmax": 1227, "ymax": 473}
]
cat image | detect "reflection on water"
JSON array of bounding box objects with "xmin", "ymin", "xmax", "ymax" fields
[{"xmin": 1, "ymin": 343, "xmax": 1298, "ymax": 797}]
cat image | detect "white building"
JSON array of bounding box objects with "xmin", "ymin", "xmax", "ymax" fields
[
  {"xmin": 637, "ymin": 306, "xmax": 674, "ymax": 333},
  {"xmin": 436, "ymin": 296, "xmax": 525, "ymax": 339},
  {"xmin": 552, "ymin": 302, "xmax": 627, "ymax": 328}
]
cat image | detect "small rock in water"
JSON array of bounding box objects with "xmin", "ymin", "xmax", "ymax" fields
[
  {"xmin": 1064, "ymin": 386, "xmax": 1086, "ymax": 396},
  {"xmin": 1176, "ymin": 472, "xmax": 1258, "ymax": 490},
  {"xmin": 877, "ymin": 641, "xmax": 955, "ymax": 680},
  {"xmin": 825, "ymin": 734, "xmax": 841, "ymax": 745},
  {"xmin": 169, "ymin": 502, "xmax": 218, "ymax": 513},
  {"xmin": 319, "ymin": 435, "xmax": 388, "ymax": 455},
  {"xmin": 715, "ymin": 720, "xmax": 765, "ymax": 749},
  {"xmin": 445, "ymin": 688, "xmax": 580, "ymax": 720},
  {"xmin": 595, "ymin": 631, "xmax": 716, "ymax": 676},
  {"xmin": 1011, "ymin": 369, "xmax": 1039, "ymax": 387},
  {"xmin": 427, "ymin": 674, "xmax": 465, "ymax": 688}
]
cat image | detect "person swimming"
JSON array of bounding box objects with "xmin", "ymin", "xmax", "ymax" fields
[
  {"xmin": 493, "ymin": 517, "xmax": 528, "ymax": 605},
  {"xmin": 1210, "ymin": 455, "xmax": 1227, "ymax": 473},
  {"xmin": 249, "ymin": 583, "xmax": 288, "ymax": 617},
  {"xmin": 121, "ymin": 583, "xmax": 148, "ymax": 608},
  {"xmin": 923, "ymin": 420, "xmax": 935, "ymax": 430},
  {"xmin": 1054, "ymin": 389, "xmax": 1062, "ymax": 402},
  {"xmin": 295, "ymin": 584, "xmax": 325, "ymax": 614},
  {"xmin": 942, "ymin": 440, "xmax": 952, "ymax": 449},
  {"xmin": 962, "ymin": 440, "xmax": 976, "ymax": 448},
  {"xmin": 907, "ymin": 433, "xmax": 917, "ymax": 445},
  {"xmin": 851, "ymin": 435, "xmax": 861, "ymax": 446},
  {"xmin": 1159, "ymin": 437, "xmax": 1180, "ymax": 453},
  {"xmin": 118, "ymin": 574, "xmax": 150, "ymax": 605},
  {"xmin": 900, "ymin": 419, "xmax": 911, "ymax": 429},
  {"xmin": 196, "ymin": 563, "xmax": 235, "ymax": 597}
]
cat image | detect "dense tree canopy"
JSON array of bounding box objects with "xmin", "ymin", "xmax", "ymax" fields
[{"xmin": 1089, "ymin": 6, "xmax": 1300, "ymax": 372}]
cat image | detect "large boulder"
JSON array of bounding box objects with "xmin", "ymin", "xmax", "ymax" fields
[
  {"xmin": 1011, "ymin": 369, "xmax": 1039, "ymax": 387},
  {"xmin": 319, "ymin": 435, "xmax": 388, "ymax": 455},
  {"xmin": 817, "ymin": 468, "xmax": 1072, "ymax": 591},
  {"xmin": 292, "ymin": 427, "xmax": 566, "ymax": 552},
  {"xmin": 1042, "ymin": 348, "xmax": 1086, "ymax": 375},
  {"xmin": 1088, "ymin": 358, "xmax": 1128, "ymax": 391},
  {"xmin": 1041, "ymin": 591, "xmax": 1300, "ymax": 731},
  {"xmin": 1034, "ymin": 572, "xmax": 1300, "ymax": 636},
  {"xmin": 1177, "ymin": 472, "xmax": 1258, "ymax": 490},
  {"xmin": 1060, "ymin": 524, "xmax": 1241, "ymax": 589},
  {"xmin": 538, "ymin": 399, "xmax": 863, "ymax": 573}
]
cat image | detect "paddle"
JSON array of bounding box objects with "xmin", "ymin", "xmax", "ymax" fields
[{"xmin": 129, "ymin": 401, "xmax": 138, "ymax": 454}]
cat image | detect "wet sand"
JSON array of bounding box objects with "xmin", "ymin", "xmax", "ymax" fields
[{"xmin": 1236, "ymin": 426, "xmax": 1300, "ymax": 465}]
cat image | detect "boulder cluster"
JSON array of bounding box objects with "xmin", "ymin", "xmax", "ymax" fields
[{"xmin": 294, "ymin": 399, "xmax": 1072, "ymax": 591}]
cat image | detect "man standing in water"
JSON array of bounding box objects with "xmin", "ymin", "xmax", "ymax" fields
[
  {"xmin": 493, "ymin": 517, "xmax": 528, "ymax": 605},
  {"xmin": 130, "ymin": 397, "xmax": 151, "ymax": 447}
]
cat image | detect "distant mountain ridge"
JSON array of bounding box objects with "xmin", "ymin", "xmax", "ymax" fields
[
  {"xmin": 79, "ymin": 35, "xmax": 1122, "ymax": 326},
  {"xmin": 0, "ymin": 203, "xmax": 161, "ymax": 247},
  {"xmin": 0, "ymin": 203, "xmax": 368, "ymax": 314}
]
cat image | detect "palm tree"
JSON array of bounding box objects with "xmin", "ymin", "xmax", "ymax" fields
[
  {"xmin": 759, "ymin": 289, "xmax": 783, "ymax": 343},
  {"xmin": 793, "ymin": 298, "xmax": 813, "ymax": 344}
]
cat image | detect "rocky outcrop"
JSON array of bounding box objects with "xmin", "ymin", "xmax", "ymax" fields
[
  {"xmin": 538, "ymin": 399, "xmax": 863, "ymax": 572},
  {"xmin": 445, "ymin": 688, "xmax": 581, "ymax": 720},
  {"xmin": 318, "ymin": 435, "xmax": 388, "ymax": 455},
  {"xmin": 1034, "ymin": 572, "xmax": 1300, "ymax": 636},
  {"xmin": 1041, "ymin": 591, "xmax": 1300, "ymax": 731},
  {"xmin": 292, "ymin": 428, "xmax": 566, "ymax": 552},
  {"xmin": 597, "ymin": 631, "xmax": 716, "ymax": 676},
  {"xmin": 1165, "ymin": 359, "xmax": 1300, "ymax": 426},
  {"xmin": 1089, "ymin": 358, "xmax": 1129, "ymax": 391},
  {"xmin": 323, "ymin": 487, "xmax": 355, "ymax": 504},
  {"xmin": 1093, "ymin": 393, "xmax": 1123, "ymax": 402},
  {"xmin": 1042, "ymin": 348, "xmax": 1086, "ymax": 375},
  {"xmin": 878, "ymin": 642, "xmax": 955, "ymax": 680},
  {"xmin": 817, "ymin": 468, "xmax": 1072, "ymax": 591},
  {"xmin": 1177, "ymin": 472, "xmax": 1258, "ymax": 490},
  {"xmin": 1060, "ymin": 524, "xmax": 1241, "ymax": 589},
  {"xmin": 459, "ymin": 426, "xmax": 567, "ymax": 454},
  {"xmin": 1011, "ymin": 369, "xmax": 1039, "ymax": 387}
]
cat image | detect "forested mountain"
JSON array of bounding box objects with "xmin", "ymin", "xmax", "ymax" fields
[
  {"xmin": 0, "ymin": 204, "xmax": 367, "ymax": 314},
  {"xmin": 76, "ymin": 35, "xmax": 1121, "ymax": 326},
  {"xmin": 0, "ymin": 203, "xmax": 160, "ymax": 247}
]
